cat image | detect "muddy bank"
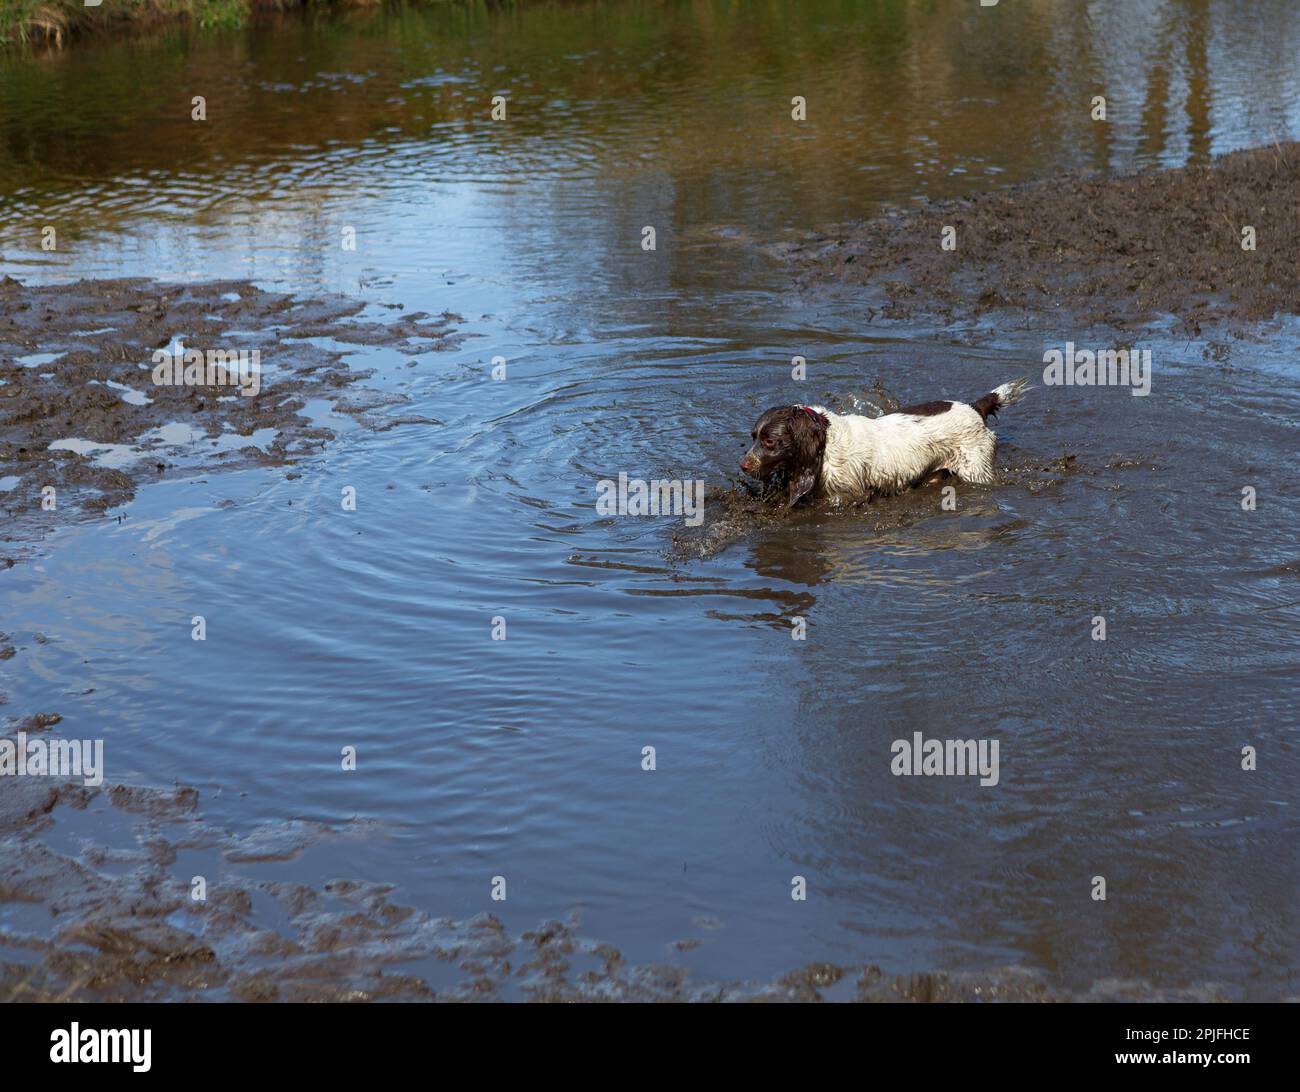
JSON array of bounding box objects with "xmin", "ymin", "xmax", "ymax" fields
[
  {"xmin": 0, "ymin": 751, "xmax": 1256, "ymax": 1002},
  {"xmin": 1, "ymin": 1, "xmax": 448, "ymax": 49},
  {"xmin": 785, "ymin": 142, "xmax": 1300, "ymax": 332},
  {"xmin": 0, "ymin": 276, "xmax": 459, "ymax": 559}
]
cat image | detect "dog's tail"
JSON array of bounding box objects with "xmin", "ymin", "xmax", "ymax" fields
[{"xmin": 972, "ymin": 377, "xmax": 1030, "ymax": 423}]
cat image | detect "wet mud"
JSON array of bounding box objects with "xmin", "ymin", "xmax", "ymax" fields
[
  {"xmin": 0, "ymin": 746, "xmax": 1257, "ymax": 1003},
  {"xmin": 0, "ymin": 276, "xmax": 461, "ymax": 557},
  {"xmin": 784, "ymin": 142, "xmax": 1300, "ymax": 333},
  {"xmin": 3, "ymin": 137, "xmax": 1294, "ymax": 1001}
]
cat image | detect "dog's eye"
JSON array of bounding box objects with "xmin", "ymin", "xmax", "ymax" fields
[{"xmin": 761, "ymin": 436, "xmax": 775, "ymax": 449}]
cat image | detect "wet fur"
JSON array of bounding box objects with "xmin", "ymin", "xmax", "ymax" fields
[{"xmin": 740, "ymin": 380, "xmax": 1029, "ymax": 506}]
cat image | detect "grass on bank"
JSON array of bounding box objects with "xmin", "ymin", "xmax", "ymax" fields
[{"xmin": 0, "ymin": 0, "xmax": 393, "ymax": 46}]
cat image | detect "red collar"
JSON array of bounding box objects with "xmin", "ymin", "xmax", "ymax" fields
[{"xmin": 795, "ymin": 405, "xmax": 828, "ymax": 427}]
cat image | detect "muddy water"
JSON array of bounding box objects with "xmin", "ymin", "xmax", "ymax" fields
[{"xmin": 1, "ymin": 0, "xmax": 1298, "ymax": 998}]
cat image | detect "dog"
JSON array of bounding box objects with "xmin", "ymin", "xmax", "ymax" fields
[{"xmin": 739, "ymin": 378, "xmax": 1029, "ymax": 506}]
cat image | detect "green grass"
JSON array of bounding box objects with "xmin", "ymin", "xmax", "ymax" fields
[{"xmin": 0, "ymin": 0, "xmax": 397, "ymax": 46}]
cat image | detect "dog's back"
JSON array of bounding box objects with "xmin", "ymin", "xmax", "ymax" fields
[{"xmin": 811, "ymin": 380, "xmax": 1028, "ymax": 500}]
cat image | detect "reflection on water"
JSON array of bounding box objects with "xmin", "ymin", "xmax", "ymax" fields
[
  {"xmin": 4, "ymin": 0, "xmax": 1300, "ymax": 291},
  {"xmin": 1, "ymin": 0, "xmax": 1299, "ymax": 997}
]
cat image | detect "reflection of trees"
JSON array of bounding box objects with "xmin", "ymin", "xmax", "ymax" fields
[
  {"xmin": 1137, "ymin": 9, "xmax": 1177, "ymax": 161},
  {"xmin": 1135, "ymin": 0, "xmax": 1214, "ymax": 166},
  {"xmin": 1, "ymin": 0, "xmax": 1291, "ymax": 281},
  {"xmin": 1185, "ymin": 0, "xmax": 1212, "ymax": 165}
]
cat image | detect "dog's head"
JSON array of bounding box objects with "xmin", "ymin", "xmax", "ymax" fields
[{"xmin": 739, "ymin": 405, "xmax": 828, "ymax": 506}]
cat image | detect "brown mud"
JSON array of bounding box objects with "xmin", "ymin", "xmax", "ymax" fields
[
  {"xmin": 0, "ymin": 274, "xmax": 499, "ymax": 1002},
  {"xmin": 3, "ymin": 140, "xmax": 1288, "ymax": 1000},
  {"xmin": 784, "ymin": 142, "xmax": 1300, "ymax": 333},
  {"xmin": 0, "ymin": 276, "xmax": 460, "ymax": 559}
]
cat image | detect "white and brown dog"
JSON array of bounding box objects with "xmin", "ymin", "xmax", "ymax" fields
[{"xmin": 739, "ymin": 379, "xmax": 1029, "ymax": 506}]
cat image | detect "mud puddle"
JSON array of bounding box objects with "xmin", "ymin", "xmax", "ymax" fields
[
  {"xmin": 0, "ymin": 276, "xmax": 461, "ymax": 557},
  {"xmin": 670, "ymin": 380, "xmax": 1090, "ymax": 564},
  {"xmin": 0, "ymin": 741, "xmax": 1254, "ymax": 1003}
]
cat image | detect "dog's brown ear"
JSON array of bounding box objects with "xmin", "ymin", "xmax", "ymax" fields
[{"xmin": 786, "ymin": 410, "xmax": 825, "ymax": 507}]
